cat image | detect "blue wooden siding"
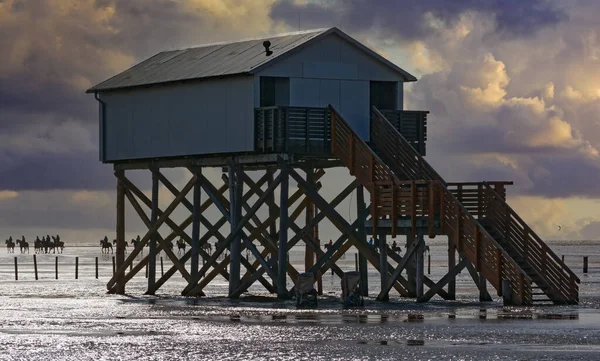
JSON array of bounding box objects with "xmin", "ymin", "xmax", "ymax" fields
[
  {"xmin": 257, "ymin": 32, "xmax": 405, "ymax": 141},
  {"xmin": 101, "ymin": 76, "xmax": 254, "ymax": 162}
]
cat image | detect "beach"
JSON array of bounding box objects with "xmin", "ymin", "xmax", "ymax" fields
[{"xmin": 0, "ymin": 242, "xmax": 598, "ymax": 360}]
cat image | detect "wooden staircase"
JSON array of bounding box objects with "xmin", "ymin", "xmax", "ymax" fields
[{"xmin": 329, "ymin": 105, "xmax": 579, "ymax": 305}]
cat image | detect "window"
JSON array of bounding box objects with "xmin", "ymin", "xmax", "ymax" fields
[
  {"xmin": 260, "ymin": 77, "xmax": 290, "ymax": 107},
  {"xmin": 370, "ymin": 81, "xmax": 397, "ymax": 110}
]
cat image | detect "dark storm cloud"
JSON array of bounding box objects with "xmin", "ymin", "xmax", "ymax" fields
[
  {"xmin": 270, "ymin": 0, "xmax": 566, "ymax": 42},
  {"xmin": 0, "ymin": 0, "xmax": 211, "ymax": 191},
  {"xmin": 0, "ymin": 151, "xmax": 114, "ymax": 191}
]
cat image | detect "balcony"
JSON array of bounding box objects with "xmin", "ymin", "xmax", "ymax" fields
[
  {"xmin": 254, "ymin": 106, "xmax": 332, "ymax": 155},
  {"xmin": 254, "ymin": 106, "xmax": 428, "ymax": 156}
]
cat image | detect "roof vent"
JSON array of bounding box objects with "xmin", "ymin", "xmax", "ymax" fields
[{"xmin": 263, "ymin": 40, "xmax": 273, "ymax": 56}]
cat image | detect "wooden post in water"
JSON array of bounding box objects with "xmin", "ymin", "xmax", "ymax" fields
[
  {"xmin": 14, "ymin": 257, "xmax": 18, "ymax": 281},
  {"xmin": 277, "ymin": 167, "xmax": 289, "ymax": 299},
  {"xmin": 112, "ymin": 256, "xmax": 116, "ymax": 275},
  {"xmin": 75, "ymin": 257, "xmax": 79, "ymax": 279},
  {"xmin": 33, "ymin": 255, "xmax": 38, "ymax": 280},
  {"xmin": 502, "ymin": 279, "xmax": 512, "ymax": 306},
  {"xmin": 95, "ymin": 257, "xmax": 99, "ymax": 279},
  {"xmin": 147, "ymin": 168, "xmax": 159, "ymax": 294},
  {"xmin": 55, "ymin": 257, "xmax": 58, "ymax": 279},
  {"xmin": 562, "ymin": 255, "xmax": 565, "ymax": 263},
  {"xmin": 584, "ymin": 256, "xmax": 589, "ymax": 274},
  {"xmin": 354, "ymin": 253, "xmax": 359, "ymax": 272},
  {"xmin": 160, "ymin": 257, "xmax": 164, "ymax": 277},
  {"xmin": 428, "ymin": 252, "xmax": 431, "ymax": 275},
  {"xmin": 116, "ymin": 169, "xmax": 126, "ymax": 294}
]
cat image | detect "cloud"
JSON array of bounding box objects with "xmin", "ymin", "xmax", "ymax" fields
[{"xmin": 270, "ymin": 0, "xmax": 566, "ymax": 43}]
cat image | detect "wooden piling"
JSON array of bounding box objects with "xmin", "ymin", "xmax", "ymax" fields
[
  {"xmin": 95, "ymin": 257, "xmax": 99, "ymax": 279},
  {"xmin": 354, "ymin": 253, "xmax": 359, "ymax": 272},
  {"xmin": 584, "ymin": 256, "xmax": 589, "ymax": 274},
  {"xmin": 160, "ymin": 257, "xmax": 164, "ymax": 277},
  {"xmin": 112, "ymin": 256, "xmax": 116, "ymax": 275},
  {"xmin": 75, "ymin": 257, "xmax": 79, "ymax": 279},
  {"xmin": 116, "ymin": 170, "xmax": 126, "ymax": 294},
  {"xmin": 277, "ymin": 167, "xmax": 289, "ymax": 298},
  {"xmin": 502, "ymin": 279, "xmax": 512, "ymax": 306},
  {"xmin": 427, "ymin": 252, "xmax": 431, "ymax": 275},
  {"xmin": 14, "ymin": 257, "xmax": 18, "ymax": 281},
  {"xmin": 33, "ymin": 255, "xmax": 38, "ymax": 280},
  {"xmin": 55, "ymin": 257, "xmax": 58, "ymax": 279}
]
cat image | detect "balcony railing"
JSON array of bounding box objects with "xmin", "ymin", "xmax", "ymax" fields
[
  {"xmin": 254, "ymin": 106, "xmax": 429, "ymax": 156},
  {"xmin": 254, "ymin": 106, "xmax": 331, "ymax": 155},
  {"xmin": 376, "ymin": 110, "xmax": 428, "ymax": 156}
]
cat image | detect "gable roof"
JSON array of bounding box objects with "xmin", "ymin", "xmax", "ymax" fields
[{"xmin": 86, "ymin": 27, "xmax": 417, "ymax": 93}]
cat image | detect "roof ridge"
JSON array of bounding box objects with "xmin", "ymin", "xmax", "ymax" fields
[{"xmin": 167, "ymin": 28, "xmax": 332, "ymax": 52}]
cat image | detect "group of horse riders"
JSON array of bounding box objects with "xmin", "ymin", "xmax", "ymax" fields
[
  {"xmin": 5, "ymin": 235, "xmax": 64, "ymax": 254},
  {"xmin": 100, "ymin": 235, "xmax": 202, "ymax": 255}
]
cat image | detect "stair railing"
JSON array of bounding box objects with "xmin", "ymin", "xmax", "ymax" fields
[
  {"xmin": 370, "ymin": 106, "xmax": 533, "ymax": 305},
  {"xmin": 329, "ymin": 106, "xmax": 437, "ymax": 239},
  {"xmin": 482, "ymin": 183, "xmax": 579, "ymax": 304}
]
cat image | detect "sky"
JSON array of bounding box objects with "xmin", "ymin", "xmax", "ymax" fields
[{"xmin": 1, "ymin": 0, "xmax": 600, "ymax": 243}]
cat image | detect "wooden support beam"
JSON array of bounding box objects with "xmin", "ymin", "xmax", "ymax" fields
[
  {"xmin": 278, "ymin": 166, "xmax": 289, "ymax": 298},
  {"xmin": 391, "ymin": 184, "xmax": 397, "ymax": 238},
  {"xmin": 125, "ymin": 189, "xmax": 192, "ymax": 294},
  {"xmin": 176, "ymin": 173, "xmax": 275, "ymax": 295},
  {"xmin": 379, "ymin": 230, "xmax": 388, "ymax": 301},
  {"xmin": 428, "ymin": 181, "xmax": 435, "ymax": 238},
  {"xmin": 107, "ymin": 179, "xmax": 227, "ymax": 294},
  {"xmin": 305, "ymin": 166, "xmax": 315, "ymax": 274},
  {"xmin": 448, "ymin": 242, "xmax": 456, "ymax": 300},
  {"xmin": 417, "ymin": 257, "xmax": 469, "ymax": 303},
  {"xmin": 233, "ymin": 190, "xmax": 311, "ymax": 297},
  {"xmin": 285, "ymin": 164, "xmax": 399, "ymax": 292},
  {"xmin": 228, "ymin": 163, "xmax": 243, "ymax": 297},
  {"xmin": 183, "ymin": 171, "xmax": 282, "ymax": 296},
  {"xmin": 107, "ymin": 172, "xmax": 198, "ymax": 291},
  {"xmin": 356, "ymin": 186, "xmax": 369, "ymax": 296},
  {"xmin": 191, "ymin": 168, "xmax": 201, "ymax": 279},
  {"xmin": 146, "ymin": 169, "xmax": 159, "ymax": 295},
  {"xmin": 377, "ymin": 234, "xmax": 423, "ymax": 300},
  {"xmin": 115, "ymin": 170, "xmax": 125, "ymax": 295}
]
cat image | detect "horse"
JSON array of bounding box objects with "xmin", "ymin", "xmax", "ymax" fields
[
  {"xmin": 100, "ymin": 239, "xmax": 113, "ymax": 254},
  {"xmin": 131, "ymin": 238, "xmax": 143, "ymax": 256},
  {"xmin": 5, "ymin": 239, "xmax": 15, "ymax": 253},
  {"xmin": 34, "ymin": 238, "xmax": 43, "ymax": 254},
  {"xmin": 112, "ymin": 239, "xmax": 127, "ymax": 254},
  {"xmin": 201, "ymin": 242, "xmax": 212, "ymax": 255},
  {"xmin": 16, "ymin": 238, "xmax": 29, "ymax": 254},
  {"xmin": 177, "ymin": 239, "xmax": 186, "ymax": 255},
  {"xmin": 51, "ymin": 236, "xmax": 65, "ymax": 254},
  {"xmin": 390, "ymin": 241, "xmax": 401, "ymax": 254}
]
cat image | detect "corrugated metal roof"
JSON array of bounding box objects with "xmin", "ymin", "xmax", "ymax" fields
[{"xmin": 87, "ymin": 28, "xmax": 416, "ymax": 93}]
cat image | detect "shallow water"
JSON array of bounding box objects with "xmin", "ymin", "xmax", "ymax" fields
[{"xmin": 0, "ymin": 243, "xmax": 598, "ymax": 360}]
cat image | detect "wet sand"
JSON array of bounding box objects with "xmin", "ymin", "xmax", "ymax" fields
[{"xmin": 0, "ymin": 243, "xmax": 598, "ymax": 360}]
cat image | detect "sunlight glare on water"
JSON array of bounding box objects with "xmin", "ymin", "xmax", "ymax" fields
[{"xmin": 0, "ymin": 243, "xmax": 598, "ymax": 360}]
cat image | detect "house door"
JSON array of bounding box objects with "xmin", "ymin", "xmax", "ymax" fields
[{"xmin": 370, "ymin": 81, "xmax": 397, "ymax": 111}]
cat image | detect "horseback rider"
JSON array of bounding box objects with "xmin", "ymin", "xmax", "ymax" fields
[{"xmin": 55, "ymin": 234, "xmax": 60, "ymax": 244}]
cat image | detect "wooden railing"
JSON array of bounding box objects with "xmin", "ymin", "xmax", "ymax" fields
[
  {"xmin": 482, "ymin": 184, "xmax": 579, "ymax": 304},
  {"xmin": 330, "ymin": 106, "xmax": 437, "ymax": 238},
  {"xmin": 447, "ymin": 182, "xmax": 512, "ymax": 218},
  {"xmin": 438, "ymin": 185, "xmax": 532, "ymax": 305},
  {"xmin": 254, "ymin": 106, "xmax": 331, "ymax": 155},
  {"xmin": 369, "ymin": 106, "xmax": 533, "ymax": 305},
  {"xmin": 371, "ymin": 107, "xmax": 444, "ymax": 182},
  {"xmin": 378, "ymin": 110, "xmax": 428, "ymax": 155}
]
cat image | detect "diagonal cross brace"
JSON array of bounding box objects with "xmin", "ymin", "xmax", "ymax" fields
[
  {"xmin": 182, "ymin": 171, "xmax": 283, "ymax": 296},
  {"xmin": 417, "ymin": 257, "xmax": 469, "ymax": 303},
  {"xmin": 377, "ymin": 236, "xmax": 424, "ymax": 300}
]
